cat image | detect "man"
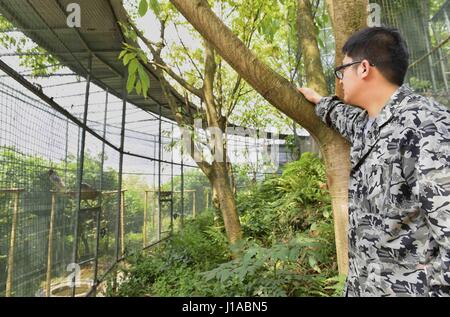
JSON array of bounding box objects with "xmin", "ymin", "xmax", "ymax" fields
[{"xmin": 298, "ymin": 27, "xmax": 450, "ymax": 297}]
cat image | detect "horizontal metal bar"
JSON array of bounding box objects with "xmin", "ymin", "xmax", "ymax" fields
[
  {"xmin": 0, "ymin": 58, "xmax": 121, "ymax": 152},
  {"xmin": 122, "ymin": 150, "xmax": 198, "ymax": 168}
]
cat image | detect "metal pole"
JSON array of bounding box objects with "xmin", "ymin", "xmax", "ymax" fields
[
  {"xmin": 151, "ymin": 190, "xmax": 155, "ymax": 232},
  {"xmin": 181, "ymin": 145, "xmax": 184, "ymax": 228},
  {"xmin": 72, "ymin": 55, "xmax": 92, "ymax": 297},
  {"xmin": 64, "ymin": 118, "xmax": 69, "ymax": 189},
  {"xmin": 116, "ymin": 80, "xmax": 127, "ymax": 261},
  {"xmin": 423, "ymin": 20, "xmax": 438, "ymax": 91},
  {"xmin": 143, "ymin": 191, "xmax": 148, "ymax": 247},
  {"xmin": 120, "ymin": 190, "xmax": 125, "ymax": 256},
  {"xmin": 61, "ymin": 119, "xmax": 69, "ymax": 273},
  {"xmin": 6, "ymin": 190, "xmax": 21, "ymax": 297},
  {"xmin": 170, "ymin": 124, "xmax": 174, "ymax": 232},
  {"xmin": 192, "ymin": 191, "xmax": 196, "ymax": 218},
  {"xmin": 46, "ymin": 192, "xmax": 57, "ymax": 297},
  {"xmin": 157, "ymin": 105, "xmax": 162, "ymax": 241},
  {"xmin": 92, "ymin": 89, "xmax": 109, "ymax": 295},
  {"xmin": 445, "ymin": 10, "xmax": 450, "ymax": 34},
  {"xmin": 205, "ymin": 188, "xmax": 209, "ymax": 210},
  {"xmin": 152, "ymin": 135, "xmax": 157, "ymax": 235},
  {"xmin": 431, "ymin": 24, "xmax": 449, "ymax": 92}
]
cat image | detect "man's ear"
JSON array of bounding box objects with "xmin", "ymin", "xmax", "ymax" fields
[{"xmin": 359, "ymin": 60, "xmax": 371, "ymax": 79}]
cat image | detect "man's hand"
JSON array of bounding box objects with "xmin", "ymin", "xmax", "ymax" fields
[{"xmin": 298, "ymin": 87, "xmax": 323, "ymax": 104}]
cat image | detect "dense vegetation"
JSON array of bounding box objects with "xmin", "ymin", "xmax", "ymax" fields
[{"xmin": 107, "ymin": 153, "xmax": 345, "ymax": 297}]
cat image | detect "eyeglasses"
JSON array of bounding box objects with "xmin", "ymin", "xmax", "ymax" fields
[{"xmin": 334, "ymin": 60, "xmax": 375, "ymax": 79}]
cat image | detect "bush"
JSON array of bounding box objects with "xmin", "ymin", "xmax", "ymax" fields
[
  {"xmin": 109, "ymin": 212, "xmax": 231, "ymax": 296},
  {"xmin": 109, "ymin": 153, "xmax": 344, "ymax": 297}
]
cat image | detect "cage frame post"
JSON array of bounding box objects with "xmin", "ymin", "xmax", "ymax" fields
[
  {"xmin": 71, "ymin": 54, "xmax": 93, "ymax": 297},
  {"xmin": 170, "ymin": 124, "xmax": 174, "ymax": 233},
  {"xmin": 192, "ymin": 190, "xmax": 196, "ymax": 218},
  {"xmin": 430, "ymin": 23, "xmax": 449, "ymax": 92},
  {"xmin": 143, "ymin": 190, "xmax": 148, "ymax": 247},
  {"xmin": 444, "ymin": 10, "xmax": 450, "ymax": 34},
  {"xmin": 204, "ymin": 188, "xmax": 209, "ymax": 210},
  {"xmin": 120, "ymin": 190, "xmax": 125, "ymax": 257},
  {"xmin": 116, "ymin": 79, "xmax": 127, "ymax": 261},
  {"xmin": 45, "ymin": 192, "xmax": 57, "ymax": 297},
  {"xmin": 5, "ymin": 188, "xmax": 24, "ymax": 297},
  {"xmin": 91, "ymin": 89, "xmax": 109, "ymax": 296},
  {"xmin": 181, "ymin": 145, "xmax": 184, "ymax": 228},
  {"xmin": 157, "ymin": 105, "xmax": 162, "ymax": 241}
]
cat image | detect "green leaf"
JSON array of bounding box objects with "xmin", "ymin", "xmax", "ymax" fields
[
  {"xmin": 118, "ymin": 49, "xmax": 127, "ymax": 60},
  {"xmin": 138, "ymin": 65, "xmax": 150, "ymax": 97},
  {"xmin": 123, "ymin": 53, "xmax": 136, "ymax": 66},
  {"xmin": 138, "ymin": 0, "xmax": 148, "ymax": 17},
  {"xmin": 127, "ymin": 72, "xmax": 136, "ymax": 94},
  {"xmin": 136, "ymin": 81, "xmax": 142, "ymax": 95},
  {"xmin": 128, "ymin": 59, "xmax": 139, "ymax": 75},
  {"xmin": 149, "ymin": 0, "xmax": 161, "ymax": 16}
]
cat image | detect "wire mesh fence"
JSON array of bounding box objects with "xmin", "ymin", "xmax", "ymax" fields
[
  {"xmin": 1, "ymin": 0, "xmax": 447, "ymax": 299},
  {"xmin": 374, "ymin": 0, "xmax": 450, "ymax": 106},
  {"xmin": 0, "ymin": 67, "xmax": 205, "ymax": 297}
]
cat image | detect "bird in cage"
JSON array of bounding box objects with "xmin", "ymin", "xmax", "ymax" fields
[{"xmin": 48, "ymin": 169, "xmax": 65, "ymax": 191}]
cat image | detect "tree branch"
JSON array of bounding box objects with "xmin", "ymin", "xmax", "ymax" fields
[
  {"xmin": 202, "ymin": 40, "xmax": 222, "ymax": 128},
  {"xmin": 128, "ymin": 21, "xmax": 204, "ymax": 99},
  {"xmin": 174, "ymin": 22, "xmax": 205, "ymax": 81}
]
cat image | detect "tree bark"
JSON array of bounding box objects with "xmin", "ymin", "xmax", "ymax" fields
[
  {"xmin": 328, "ymin": 0, "xmax": 369, "ymax": 97},
  {"xmin": 134, "ymin": 18, "xmax": 243, "ymax": 245},
  {"xmin": 297, "ymin": 0, "xmax": 328, "ymax": 158},
  {"xmin": 298, "ymin": 0, "xmax": 328, "ymax": 96},
  {"xmin": 170, "ymin": 0, "xmax": 368, "ymax": 275},
  {"xmin": 202, "ymin": 40, "xmax": 243, "ymax": 244},
  {"xmin": 209, "ymin": 162, "xmax": 243, "ymax": 244}
]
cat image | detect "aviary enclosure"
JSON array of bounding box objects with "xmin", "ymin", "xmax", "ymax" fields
[{"xmin": 0, "ymin": 0, "xmax": 448, "ymax": 297}]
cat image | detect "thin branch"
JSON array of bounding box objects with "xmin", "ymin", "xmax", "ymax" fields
[
  {"xmin": 225, "ymin": 76, "xmax": 242, "ymax": 117},
  {"xmin": 202, "ymin": 41, "xmax": 221, "ymax": 128},
  {"xmin": 223, "ymin": 4, "xmax": 262, "ymax": 118},
  {"xmin": 128, "ymin": 21, "xmax": 204, "ymax": 98},
  {"xmin": 174, "ymin": 22, "xmax": 204, "ymax": 81},
  {"xmin": 217, "ymin": 59, "xmax": 224, "ymax": 113}
]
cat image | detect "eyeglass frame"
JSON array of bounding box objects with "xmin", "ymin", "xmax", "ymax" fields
[{"xmin": 334, "ymin": 60, "xmax": 376, "ymax": 80}]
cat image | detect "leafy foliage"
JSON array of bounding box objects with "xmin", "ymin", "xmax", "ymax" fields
[
  {"xmin": 108, "ymin": 153, "xmax": 344, "ymax": 297},
  {"xmin": 0, "ymin": 15, "xmax": 61, "ymax": 77},
  {"xmin": 118, "ymin": 42, "xmax": 151, "ymax": 97}
]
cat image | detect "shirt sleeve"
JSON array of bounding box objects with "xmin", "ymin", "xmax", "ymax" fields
[
  {"xmin": 401, "ymin": 123, "xmax": 450, "ymax": 297},
  {"xmin": 315, "ymin": 96, "xmax": 365, "ymax": 143}
]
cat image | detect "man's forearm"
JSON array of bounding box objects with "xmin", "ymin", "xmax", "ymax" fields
[{"xmin": 315, "ymin": 96, "xmax": 365, "ymax": 143}]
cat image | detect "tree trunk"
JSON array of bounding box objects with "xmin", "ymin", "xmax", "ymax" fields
[
  {"xmin": 292, "ymin": 121, "xmax": 303, "ymax": 159},
  {"xmin": 209, "ymin": 162, "xmax": 242, "ymax": 244},
  {"xmin": 227, "ymin": 162, "xmax": 237, "ymax": 196},
  {"xmin": 297, "ymin": 0, "xmax": 328, "ymax": 158},
  {"xmin": 212, "ymin": 183, "xmax": 220, "ymax": 210},
  {"xmin": 170, "ymin": 0, "xmax": 368, "ymax": 275},
  {"xmin": 140, "ymin": 27, "xmax": 243, "ymax": 245},
  {"xmin": 328, "ymin": 0, "xmax": 369, "ymax": 97},
  {"xmin": 298, "ymin": 0, "xmax": 328, "ymax": 96}
]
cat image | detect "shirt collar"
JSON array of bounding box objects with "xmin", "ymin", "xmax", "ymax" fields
[{"xmin": 373, "ymin": 84, "xmax": 413, "ymax": 129}]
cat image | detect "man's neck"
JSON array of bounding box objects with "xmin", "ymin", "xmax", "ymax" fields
[{"xmin": 365, "ymin": 84, "xmax": 400, "ymax": 118}]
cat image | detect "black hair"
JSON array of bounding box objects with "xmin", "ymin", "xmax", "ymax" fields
[{"xmin": 342, "ymin": 27, "xmax": 409, "ymax": 86}]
